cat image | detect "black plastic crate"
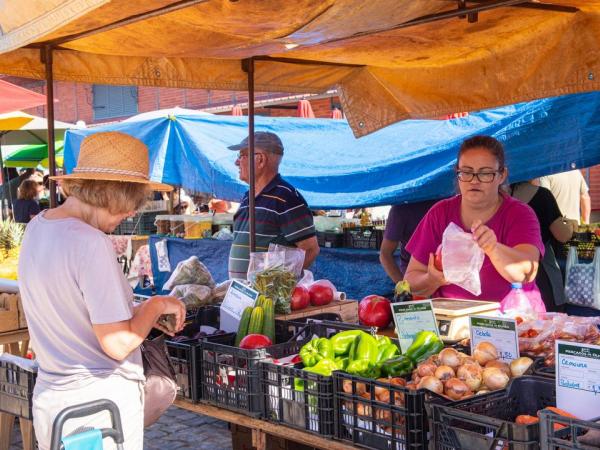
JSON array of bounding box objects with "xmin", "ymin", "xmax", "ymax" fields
[
  {"xmin": 539, "ymin": 410, "xmax": 600, "ymax": 450},
  {"xmin": 344, "ymin": 226, "xmax": 384, "ymax": 250},
  {"xmin": 165, "ymin": 305, "xmax": 235, "ymax": 402},
  {"xmin": 317, "ymin": 231, "xmax": 344, "ymax": 248},
  {"xmin": 200, "ymin": 335, "xmax": 306, "ymax": 416},
  {"xmin": 428, "ymin": 376, "xmax": 555, "ymax": 450},
  {"xmin": 558, "ymin": 232, "xmax": 600, "ymax": 260},
  {"xmin": 0, "ymin": 357, "xmax": 37, "ymax": 420},
  {"xmin": 262, "ymin": 321, "xmax": 372, "ymax": 437},
  {"xmin": 262, "ymin": 362, "xmax": 334, "ymax": 437},
  {"xmin": 334, "ymin": 371, "xmax": 434, "ymax": 450},
  {"xmin": 532, "ymin": 358, "xmax": 555, "ymax": 379},
  {"xmin": 114, "ymin": 210, "xmax": 166, "ymax": 235}
]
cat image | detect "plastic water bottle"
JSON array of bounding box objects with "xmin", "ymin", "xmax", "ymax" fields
[{"xmin": 500, "ymin": 283, "xmax": 546, "ymax": 318}]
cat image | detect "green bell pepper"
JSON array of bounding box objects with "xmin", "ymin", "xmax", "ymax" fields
[
  {"xmin": 335, "ymin": 356, "xmax": 349, "ymax": 371},
  {"xmin": 380, "ymin": 355, "xmax": 414, "ymax": 377},
  {"xmin": 329, "ymin": 330, "xmax": 363, "ymax": 356},
  {"xmin": 404, "ymin": 331, "xmax": 443, "ymax": 364},
  {"xmin": 376, "ymin": 343, "xmax": 400, "ymax": 364},
  {"xmin": 295, "ymin": 358, "xmax": 340, "ymax": 391},
  {"xmin": 375, "ymin": 335, "xmax": 393, "ymax": 348},
  {"xmin": 346, "ymin": 359, "xmax": 381, "ymax": 379},
  {"xmin": 300, "ymin": 338, "xmax": 334, "ymax": 367},
  {"xmin": 349, "ymin": 332, "xmax": 379, "ymax": 364}
]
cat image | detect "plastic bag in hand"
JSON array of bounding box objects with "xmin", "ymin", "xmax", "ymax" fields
[{"xmin": 441, "ymin": 222, "xmax": 485, "ymax": 296}]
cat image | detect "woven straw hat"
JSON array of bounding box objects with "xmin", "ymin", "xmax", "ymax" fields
[{"xmin": 51, "ymin": 131, "xmax": 172, "ymax": 191}]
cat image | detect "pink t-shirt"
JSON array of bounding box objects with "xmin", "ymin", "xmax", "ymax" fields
[{"xmin": 405, "ymin": 194, "xmax": 544, "ymax": 301}]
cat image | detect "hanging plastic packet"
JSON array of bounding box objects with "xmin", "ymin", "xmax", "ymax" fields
[{"xmin": 441, "ymin": 222, "xmax": 485, "ymax": 296}]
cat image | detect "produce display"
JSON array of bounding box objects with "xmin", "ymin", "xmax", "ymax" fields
[
  {"xmin": 0, "ymin": 220, "xmax": 24, "ymax": 280},
  {"xmin": 235, "ymin": 295, "xmax": 276, "ymax": 346},
  {"xmin": 407, "ymin": 342, "xmax": 533, "ymax": 400},
  {"xmin": 308, "ymin": 281, "xmax": 334, "ymax": 306},
  {"xmin": 517, "ymin": 313, "xmax": 600, "ymax": 367},
  {"xmin": 290, "ymin": 286, "xmax": 310, "ymax": 310},
  {"xmin": 358, "ymin": 295, "xmax": 392, "ymax": 328}
]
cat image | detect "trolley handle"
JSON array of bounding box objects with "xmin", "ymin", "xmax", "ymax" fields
[{"xmin": 50, "ymin": 399, "xmax": 125, "ymax": 450}]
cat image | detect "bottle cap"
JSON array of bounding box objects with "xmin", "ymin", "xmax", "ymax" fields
[{"xmin": 511, "ymin": 282, "xmax": 523, "ymax": 289}]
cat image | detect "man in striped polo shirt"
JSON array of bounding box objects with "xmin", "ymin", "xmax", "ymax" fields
[{"xmin": 227, "ymin": 132, "xmax": 320, "ymax": 279}]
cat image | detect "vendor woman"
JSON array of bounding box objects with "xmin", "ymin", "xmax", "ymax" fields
[{"xmin": 404, "ymin": 135, "xmax": 544, "ymax": 301}]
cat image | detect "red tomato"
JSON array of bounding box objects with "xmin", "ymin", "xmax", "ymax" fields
[
  {"xmin": 309, "ymin": 283, "xmax": 334, "ymax": 306},
  {"xmin": 239, "ymin": 334, "xmax": 272, "ymax": 349},
  {"xmin": 291, "ymin": 286, "xmax": 311, "ymax": 310},
  {"xmin": 434, "ymin": 244, "xmax": 443, "ymax": 272},
  {"xmin": 358, "ymin": 295, "xmax": 392, "ymax": 328}
]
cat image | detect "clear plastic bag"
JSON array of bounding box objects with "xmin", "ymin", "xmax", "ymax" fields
[
  {"xmin": 247, "ymin": 245, "xmax": 305, "ymax": 314},
  {"xmin": 441, "ymin": 222, "xmax": 485, "ymax": 296},
  {"xmin": 169, "ymin": 284, "xmax": 214, "ymax": 309},
  {"xmin": 162, "ymin": 256, "xmax": 215, "ymax": 291}
]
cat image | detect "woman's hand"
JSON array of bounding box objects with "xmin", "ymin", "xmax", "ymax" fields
[
  {"xmin": 471, "ymin": 220, "xmax": 498, "ymax": 255},
  {"xmin": 427, "ymin": 253, "xmax": 448, "ymax": 288},
  {"xmin": 152, "ymin": 296, "xmax": 186, "ymax": 336}
]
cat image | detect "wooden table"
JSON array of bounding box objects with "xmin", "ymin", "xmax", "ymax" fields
[
  {"xmin": 174, "ymin": 399, "xmax": 357, "ymax": 450},
  {"xmin": 0, "ymin": 329, "xmax": 34, "ymax": 450}
]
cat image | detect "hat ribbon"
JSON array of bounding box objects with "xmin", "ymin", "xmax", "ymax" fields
[{"xmin": 73, "ymin": 166, "xmax": 149, "ymax": 179}]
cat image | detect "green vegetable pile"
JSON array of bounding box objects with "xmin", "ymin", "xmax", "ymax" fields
[
  {"xmin": 252, "ymin": 265, "xmax": 297, "ymax": 314},
  {"xmin": 297, "ymin": 330, "xmax": 443, "ymax": 380}
]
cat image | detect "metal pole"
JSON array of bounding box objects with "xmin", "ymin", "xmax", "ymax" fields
[
  {"xmin": 43, "ymin": 46, "xmax": 57, "ymax": 208},
  {"xmin": 246, "ymin": 58, "xmax": 256, "ymax": 252},
  {"xmin": 0, "ymin": 138, "xmax": 6, "ymax": 220}
]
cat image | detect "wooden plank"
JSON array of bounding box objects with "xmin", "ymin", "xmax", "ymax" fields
[
  {"xmin": 0, "ymin": 294, "xmax": 19, "ymax": 333},
  {"xmin": 174, "ymin": 399, "xmax": 357, "ymax": 450},
  {"xmin": 275, "ymin": 300, "xmax": 358, "ymax": 323},
  {"xmin": 0, "ymin": 329, "xmax": 29, "ymax": 346}
]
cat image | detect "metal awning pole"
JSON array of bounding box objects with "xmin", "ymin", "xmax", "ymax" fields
[
  {"xmin": 43, "ymin": 46, "xmax": 57, "ymax": 208},
  {"xmin": 0, "ymin": 137, "xmax": 6, "ymax": 220},
  {"xmin": 244, "ymin": 58, "xmax": 256, "ymax": 252}
]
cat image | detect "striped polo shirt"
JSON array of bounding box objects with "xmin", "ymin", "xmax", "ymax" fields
[{"xmin": 228, "ymin": 174, "xmax": 316, "ymax": 279}]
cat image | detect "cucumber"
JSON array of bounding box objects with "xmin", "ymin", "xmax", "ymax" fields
[
  {"xmin": 235, "ymin": 306, "xmax": 254, "ymax": 346},
  {"xmin": 248, "ymin": 306, "xmax": 264, "ymax": 335},
  {"xmin": 262, "ymin": 298, "xmax": 275, "ymax": 344}
]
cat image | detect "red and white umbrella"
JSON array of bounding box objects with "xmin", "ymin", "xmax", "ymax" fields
[{"xmin": 297, "ymin": 99, "xmax": 315, "ymax": 118}]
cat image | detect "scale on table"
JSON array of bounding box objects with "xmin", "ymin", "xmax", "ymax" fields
[{"xmin": 432, "ymin": 298, "xmax": 500, "ymax": 343}]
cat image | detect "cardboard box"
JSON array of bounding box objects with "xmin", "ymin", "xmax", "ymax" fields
[
  {"xmin": 275, "ymin": 300, "xmax": 358, "ymax": 323},
  {"xmin": 0, "ymin": 293, "xmax": 19, "ymax": 333}
]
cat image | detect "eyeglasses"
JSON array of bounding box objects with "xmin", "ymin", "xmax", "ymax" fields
[
  {"xmin": 237, "ymin": 152, "xmax": 267, "ymax": 160},
  {"xmin": 456, "ymin": 170, "xmax": 501, "ymax": 183}
]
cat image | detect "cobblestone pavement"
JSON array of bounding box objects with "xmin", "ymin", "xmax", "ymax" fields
[{"xmin": 9, "ymin": 406, "xmax": 233, "ymax": 450}]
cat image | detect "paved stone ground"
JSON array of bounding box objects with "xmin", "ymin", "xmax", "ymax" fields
[{"xmin": 9, "ymin": 406, "xmax": 233, "ymax": 449}]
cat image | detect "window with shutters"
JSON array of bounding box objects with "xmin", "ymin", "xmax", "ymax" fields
[{"xmin": 92, "ymin": 85, "xmax": 138, "ymax": 120}]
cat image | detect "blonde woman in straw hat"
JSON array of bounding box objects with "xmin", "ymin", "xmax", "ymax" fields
[{"xmin": 18, "ymin": 132, "xmax": 185, "ymax": 450}]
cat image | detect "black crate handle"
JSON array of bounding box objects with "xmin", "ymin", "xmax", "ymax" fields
[{"xmin": 435, "ymin": 403, "xmax": 524, "ymax": 450}]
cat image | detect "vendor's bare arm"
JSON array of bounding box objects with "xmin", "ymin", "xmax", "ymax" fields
[
  {"xmin": 487, "ymin": 243, "xmax": 539, "ymax": 284},
  {"xmin": 296, "ymin": 235, "xmax": 320, "ymax": 269},
  {"xmin": 93, "ymin": 296, "xmax": 185, "ymax": 361},
  {"xmin": 379, "ymin": 238, "xmax": 403, "ymax": 283},
  {"xmin": 404, "ymin": 254, "xmax": 447, "ymax": 297}
]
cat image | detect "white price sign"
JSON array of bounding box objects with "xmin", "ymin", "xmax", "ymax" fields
[
  {"xmin": 392, "ymin": 300, "xmax": 439, "ymax": 352},
  {"xmin": 220, "ymin": 280, "xmax": 259, "ymax": 333},
  {"xmin": 556, "ymin": 340, "xmax": 600, "ymax": 419},
  {"xmin": 469, "ymin": 315, "xmax": 519, "ymax": 362}
]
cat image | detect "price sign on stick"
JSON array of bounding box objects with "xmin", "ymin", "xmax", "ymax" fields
[
  {"xmin": 392, "ymin": 300, "xmax": 439, "ymax": 352},
  {"xmin": 220, "ymin": 280, "xmax": 259, "ymax": 333},
  {"xmin": 469, "ymin": 315, "xmax": 519, "ymax": 362},
  {"xmin": 556, "ymin": 340, "xmax": 600, "ymax": 419}
]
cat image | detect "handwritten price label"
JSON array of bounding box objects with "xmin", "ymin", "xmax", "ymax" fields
[{"xmin": 469, "ymin": 315, "xmax": 519, "ymax": 363}]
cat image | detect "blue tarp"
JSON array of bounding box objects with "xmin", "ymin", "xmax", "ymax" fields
[
  {"xmin": 148, "ymin": 236, "xmax": 395, "ymax": 299},
  {"xmin": 64, "ymin": 92, "xmax": 600, "ymax": 209}
]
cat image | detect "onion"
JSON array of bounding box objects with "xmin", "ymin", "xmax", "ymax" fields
[
  {"xmin": 482, "ymin": 367, "xmax": 509, "ymax": 390},
  {"xmin": 356, "ymin": 392, "xmax": 372, "ymax": 416},
  {"xmin": 485, "ymin": 360, "xmax": 511, "ymax": 377},
  {"xmin": 417, "ymin": 376, "xmax": 443, "ymax": 395},
  {"xmin": 425, "ymin": 355, "xmax": 440, "ymax": 366},
  {"xmin": 476, "ymin": 389, "xmax": 490, "ymax": 395},
  {"xmin": 457, "ymin": 364, "xmax": 483, "ymax": 391},
  {"xmin": 510, "ymin": 357, "xmax": 534, "ymax": 377},
  {"xmin": 344, "ymin": 379, "xmax": 367, "ymax": 395},
  {"xmin": 434, "ymin": 365, "xmax": 455, "ymax": 382},
  {"xmin": 438, "ymin": 348, "xmax": 462, "ymax": 369},
  {"xmin": 389, "ymin": 377, "xmax": 406, "ymax": 387},
  {"xmin": 377, "ymin": 389, "xmax": 391, "ymax": 403},
  {"xmin": 461, "ymin": 356, "xmax": 477, "ymax": 366},
  {"xmin": 374, "ymin": 378, "xmax": 390, "ymax": 398},
  {"xmin": 473, "ymin": 342, "xmax": 498, "ymax": 366},
  {"xmin": 444, "ymin": 378, "xmax": 471, "ymax": 400},
  {"xmin": 417, "ymin": 362, "xmax": 437, "ymax": 378}
]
